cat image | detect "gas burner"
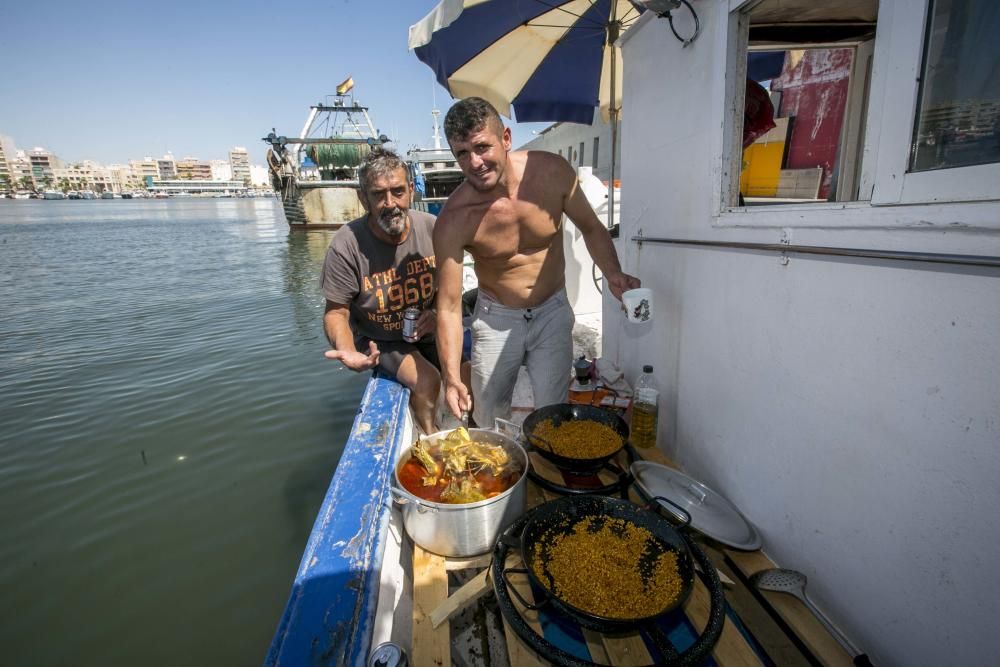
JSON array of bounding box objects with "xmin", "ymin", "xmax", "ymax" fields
[
  {"xmin": 491, "ymin": 506, "xmax": 726, "ymax": 666},
  {"xmin": 527, "ymin": 456, "xmax": 633, "ymax": 498}
]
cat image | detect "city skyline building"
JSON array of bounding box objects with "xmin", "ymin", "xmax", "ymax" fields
[
  {"xmin": 157, "ymin": 154, "xmax": 177, "ymax": 180},
  {"xmin": 249, "ymin": 164, "xmax": 269, "ymax": 188},
  {"xmin": 229, "ymin": 147, "xmax": 250, "ymax": 185},
  {"xmin": 210, "ymin": 159, "xmax": 232, "ymax": 182},
  {"xmin": 28, "ymin": 147, "xmax": 63, "ymax": 188},
  {"xmin": 0, "ymin": 135, "xmax": 15, "ymax": 191},
  {"xmin": 0, "ymin": 132, "xmax": 272, "ymax": 194},
  {"xmin": 129, "ymin": 158, "xmax": 159, "ymax": 183},
  {"xmin": 11, "ymin": 150, "xmax": 35, "ymax": 190},
  {"xmin": 176, "ymin": 157, "xmax": 212, "ymax": 181}
]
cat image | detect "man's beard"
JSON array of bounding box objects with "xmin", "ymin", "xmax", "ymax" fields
[{"xmin": 377, "ymin": 207, "xmax": 407, "ymax": 235}]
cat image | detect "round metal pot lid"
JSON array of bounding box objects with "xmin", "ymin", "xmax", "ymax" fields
[{"xmin": 630, "ymin": 461, "xmax": 762, "ymax": 551}]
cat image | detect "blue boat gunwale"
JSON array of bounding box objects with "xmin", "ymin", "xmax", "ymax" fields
[{"xmin": 265, "ymin": 374, "xmax": 409, "ymax": 667}]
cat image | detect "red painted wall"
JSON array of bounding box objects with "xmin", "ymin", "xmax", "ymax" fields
[{"xmin": 772, "ymin": 49, "xmax": 853, "ymax": 199}]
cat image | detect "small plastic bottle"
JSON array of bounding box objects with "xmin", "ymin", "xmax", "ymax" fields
[{"xmin": 631, "ymin": 365, "xmax": 659, "ymax": 449}]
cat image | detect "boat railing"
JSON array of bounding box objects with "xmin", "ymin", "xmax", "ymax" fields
[{"xmin": 265, "ymin": 373, "xmax": 411, "ymax": 667}]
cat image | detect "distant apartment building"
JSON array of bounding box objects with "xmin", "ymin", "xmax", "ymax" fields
[
  {"xmin": 157, "ymin": 154, "xmax": 177, "ymax": 180},
  {"xmin": 249, "ymin": 164, "xmax": 270, "ymax": 188},
  {"xmin": 29, "ymin": 147, "xmax": 63, "ymax": 188},
  {"xmin": 175, "ymin": 157, "xmax": 212, "ymax": 180},
  {"xmin": 0, "ymin": 135, "xmax": 16, "ymax": 191},
  {"xmin": 229, "ymin": 147, "xmax": 251, "ymax": 184},
  {"xmin": 53, "ymin": 160, "xmax": 115, "ymax": 193},
  {"xmin": 10, "ymin": 151, "xmax": 34, "ymax": 189},
  {"xmin": 106, "ymin": 164, "xmax": 138, "ymax": 192},
  {"xmin": 129, "ymin": 158, "xmax": 159, "ymax": 184},
  {"xmin": 210, "ymin": 159, "xmax": 232, "ymax": 182}
]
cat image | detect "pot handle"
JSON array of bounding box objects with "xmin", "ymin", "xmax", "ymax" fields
[
  {"xmin": 494, "ymin": 418, "xmax": 521, "ymax": 440},
  {"xmin": 500, "ymin": 567, "xmax": 547, "ymax": 611},
  {"xmin": 390, "ymin": 487, "xmax": 409, "ymax": 506},
  {"xmin": 390, "ymin": 487, "xmax": 438, "ymax": 513},
  {"xmin": 648, "ymin": 495, "xmax": 692, "ymax": 529}
]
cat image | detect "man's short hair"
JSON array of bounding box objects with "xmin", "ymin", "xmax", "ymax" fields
[
  {"xmin": 444, "ymin": 97, "xmax": 504, "ymax": 142},
  {"xmin": 358, "ymin": 147, "xmax": 407, "ymax": 192}
]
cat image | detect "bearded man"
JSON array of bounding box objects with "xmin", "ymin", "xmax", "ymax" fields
[
  {"xmin": 434, "ymin": 97, "xmax": 640, "ymax": 427},
  {"xmin": 321, "ymin": 148, "xmax": 442, "ymax": 433}
]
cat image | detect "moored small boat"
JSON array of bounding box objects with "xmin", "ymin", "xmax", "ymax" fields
[{"xmin": 407, "ymin": 110, "xmax": 465, "ymax": 217}]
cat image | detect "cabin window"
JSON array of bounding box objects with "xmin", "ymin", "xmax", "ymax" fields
[
  {"xmin": 861, "ymin": 0, "xmax": 1000, "ymax": 204},
  {"xmin": 579, "ymin": 141, "xmax": 585, "ymax": 166},
  {"xmin": 593, "ymin": 137, "xmax": 600, "ymax": 169},
  {"xmin": 729, "ymin": 0, "xmax": 877, "ymax": 207},
  {"xmin": 910, "ymin": 0, "xmax": 1000, "ymax": 173}
]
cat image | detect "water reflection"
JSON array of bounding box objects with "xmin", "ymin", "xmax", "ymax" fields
[
  {"xmin": 0, "ymin": 199, "xmax": 367, "ymax": 666},
  {"xmin": 284, "ymin": 229, "xmax": 336, "ymax": 340}
]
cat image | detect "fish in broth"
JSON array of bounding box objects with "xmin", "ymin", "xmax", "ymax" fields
[{"xmin": 400, "ymin": 427, "xmax": 520, "ymax": 504}]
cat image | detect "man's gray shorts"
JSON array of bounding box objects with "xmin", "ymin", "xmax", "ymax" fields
[{"xmin": 470, "ymin": 288, "xmax": 574, "ymax": 427}]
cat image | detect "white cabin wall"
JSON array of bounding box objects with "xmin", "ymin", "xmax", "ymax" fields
[{"xmin": 610, "ymin": 3, "xmax": 1000, "ymax": 666}]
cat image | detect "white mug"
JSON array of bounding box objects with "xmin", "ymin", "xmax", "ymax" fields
[{"xmin": 622, "ymin": 288, "xmax": 653, "ymax": 323}]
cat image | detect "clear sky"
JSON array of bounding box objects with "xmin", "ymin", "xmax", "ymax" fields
[{"xmin": 2, "ymin": 0, "xmax": 550, "ymax": 166}]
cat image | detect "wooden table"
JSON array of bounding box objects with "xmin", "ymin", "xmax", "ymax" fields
[{"xmin": 410, "ymin": 444, "xmax": 855, "ymax": 666}]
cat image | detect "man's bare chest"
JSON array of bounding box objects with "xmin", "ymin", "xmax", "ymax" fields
[{"xmin": 468, "ymin": 198, "xmax": 562, "ymax": 259}]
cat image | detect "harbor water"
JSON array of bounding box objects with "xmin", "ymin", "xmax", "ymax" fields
[{"xmin": 0, "ymin": 199, "xmax": 367, "ymax": 665}]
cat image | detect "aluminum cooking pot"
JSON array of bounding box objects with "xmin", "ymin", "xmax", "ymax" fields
[{"xmin": 392, "ymin": 423, "xmax": 528, "ymax": 557}]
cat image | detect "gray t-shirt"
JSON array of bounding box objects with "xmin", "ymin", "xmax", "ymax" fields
[{"xmin": 321, "ymin": 211, "xmax": 437, "ymax": 342}]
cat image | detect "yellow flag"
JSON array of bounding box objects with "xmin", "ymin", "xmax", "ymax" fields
[{"xmin": 336, "ymin": 76, "xmax": 354, "ymax": 95}]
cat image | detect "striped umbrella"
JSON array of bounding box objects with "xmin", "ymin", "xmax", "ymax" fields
[{"xmin": 408, "ymin": 0, "xmax": 649, "ymax": 225}]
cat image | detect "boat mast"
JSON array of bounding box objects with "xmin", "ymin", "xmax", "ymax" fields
[
  {"xmin": 431, "ymin": 110, "xmax": 442, "ymax": 150},
  {"xmin": 298, "ymin": 106, "xmax": 320, "ymax": 165}
]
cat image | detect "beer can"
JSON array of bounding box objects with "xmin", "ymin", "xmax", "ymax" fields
[
  {"xmin": 402, "ymin": 306, "xmax": 420, "ymax": 342},
  {"xmin": 368, "ymin": 642, "xmax": 408, "ymax": 667}
]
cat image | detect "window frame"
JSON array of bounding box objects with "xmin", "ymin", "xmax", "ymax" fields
[
  {"xmin": 867, "ymin": 0, "xmax": 1000, "ymax": 205},
  {"xmin": 721, "ymin": 0, "xmax": 1000, "ymax": 222}
]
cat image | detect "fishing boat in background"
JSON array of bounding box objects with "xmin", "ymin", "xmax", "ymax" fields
[
  {"xmin": 407, "ymin": 110, "xmax": 464, "ymax": 217},
  {"xmin": 42, "ymin": 190, "xmax": 65, "ymax": 200},
  {"xmin": 263, "ymin": 78, "xmax": 387, "ymax": 229}
]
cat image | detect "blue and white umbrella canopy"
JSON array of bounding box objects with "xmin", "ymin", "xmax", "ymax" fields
[{"xmin": 408, "ymin": 0, "xmax": 645, "ymax": 125}]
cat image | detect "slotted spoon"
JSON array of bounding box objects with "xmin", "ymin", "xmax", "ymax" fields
[{"xmin": 751, "ymin": 568, "xmax": 873, "ymax": 666}]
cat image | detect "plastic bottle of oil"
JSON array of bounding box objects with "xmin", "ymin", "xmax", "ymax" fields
[{"xmin": 631, "ymin": 365, "xmax": 658, "ymax": 448}]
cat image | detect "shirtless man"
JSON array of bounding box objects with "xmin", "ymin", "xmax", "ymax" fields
[{"xmin": 434, "ymin": 97, "xmax": 640, "ymax": 426}]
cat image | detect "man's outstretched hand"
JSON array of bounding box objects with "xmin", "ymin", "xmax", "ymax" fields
[
  {"xmin": 325, "ymin": 340, "xmax": 380, "ymax": 372},
  {"xmin": 606, "ymin": 271, "xmax": 641, "ymax": 301}
]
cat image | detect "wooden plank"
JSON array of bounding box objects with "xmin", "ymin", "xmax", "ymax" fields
[
  {"xmin": 725, "ymin": 549, "xmax": 776, "ymax": 578},
  {"xmin": 412, "ymin": 545, "xmax": 450, "ymax": 667},
  {"xmin": 581, "ymin": 629, "xmax": 611, "ymax": 665},
  {"xmin": 526, "ymin": 478, "xmax": 547, "ymax": 509},
  {"xmin": 726, "ymin": 551, "xmax": 854, "ymax": 667},
  {"xmin": 444, "ymin": 553, "xmax": 492, "ymax": 571},
  {"xmin": 704, "ymin": 546, "xmax": 812, "ymax": 667},
  {"xmin": 528, "ymin": 452, "xmax": 567, "ymax": 486},
  {"xmin": 500, "ymin": 554, "xmax": 549, "ymax": 667},
  {"xmin": 601, "ymin": 633, "xmax": 654, "ymax": 666},
  {"xmin": 684, "ymin": 577, "xmax": 763, "ymax": 667},
  {"xmin": 430, "ymin": 568, "xmax": 491, "ymax": 629}
]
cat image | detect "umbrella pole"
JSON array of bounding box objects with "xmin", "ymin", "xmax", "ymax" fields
[
  {"xmin": 607, "ymin": 6, "xmax": 619, "ymax": 230},
  {"xmin": 609, "ymin": 92, "xmax": 618, "ymax": 230}
]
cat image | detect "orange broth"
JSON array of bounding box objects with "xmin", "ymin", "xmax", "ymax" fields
[{"xmin": 397, "ymin": 445, "xmax": 521, "ymax": 504}]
